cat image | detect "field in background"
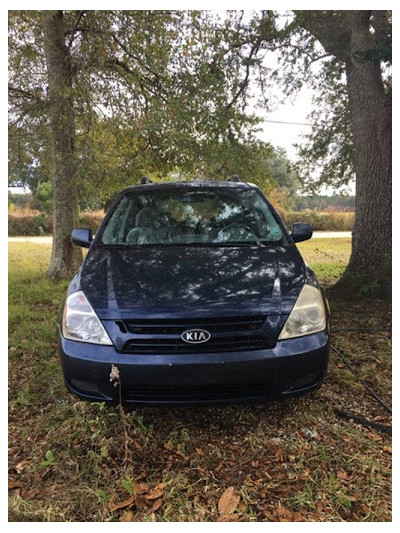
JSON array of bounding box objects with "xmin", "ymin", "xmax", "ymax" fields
[
  {"xmin": 297, "ymin": 238, "xmax": 351, "ymax": 284},
  {"xmin": 8, "ymin": 240, "xmax": 391, "ymax": 522},
  {"xmin": 8, "ymin": 208, "xmax": 104, "ymax": 236},
  {"xmin": 281, "ymin": 211, "xmax": 354, "ymax": 232},
  {"xmin": 8, "ymin": 207, "xmax": 354, "ymax": 236}
]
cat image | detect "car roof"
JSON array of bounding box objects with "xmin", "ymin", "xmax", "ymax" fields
[{"xmin": 121, "ymin": 180, "xmax": 256, "ymax": 195}]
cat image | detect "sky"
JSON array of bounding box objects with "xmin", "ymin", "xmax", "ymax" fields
[
  {"xmin": 257, "ymin": 89, "xmax": 313, "ymax": 161},
  {"xmin": 256, "ymin": 88, "xmax": 356, "ymax": 196}
]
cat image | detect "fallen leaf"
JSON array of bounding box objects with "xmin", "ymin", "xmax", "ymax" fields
[
  {"xmin": 218, "ymin": 486, "xmax": 240, "ymax": 515},
  {"xmin": 275, "ymin": 504, "xmax": 293, "ymax": 522},
  {"xmin": 136, "ymin": 482, "xmax": 150, "ymax": 494},
  {"xmin": 8, "ymin": 480, "xmax": 23, "ymax": 490},
  {"xmin": 275, "ymin": 449, "xmax": 284, "ymax": 462},
  {"xmin": 134, "ymin": 496, "xmax": 150, "ymax": 510},
  {"xmin": 23, "ymin": 488, "xmax": 40, "ymax": 500},
  {"xmin": 217, "ymin": 514, "xmax": 240, "ymax": 522},
  {"xmin": 145, "ymin": 487, "xmax": 165, "ymax": 501},
  {"xmin": 15, "ymin": 461, "xmax": 28, "ymax": 474},
  {"xmin": 151, "ymin": 499, "xmax": 163, "ymax": 512},
  {"xmin": 238, "ymin": 500, "xmax": 247, "ymax": 512},
  {"xmin": 119, "ymin": 510, "xmax": 135, "ymax": 521},
  {"xmin": 337, "ymin": 471, "xmax": 348, "ymax": 480},
  {"xmin": 109, "ymin": 495, "xmax": 135, "ymax": 512},
  {"xmin": 215, "ymin": 461, "xmax": 224, "ymax": 472}
]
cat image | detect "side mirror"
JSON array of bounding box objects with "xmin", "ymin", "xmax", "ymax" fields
[
  {"xmin": 291, "ymin": 223, "xmax": 313, "ymax": 243},
  {"xmin": 72, "ymin": 228, "xmax": 93, "ymax": 248}
]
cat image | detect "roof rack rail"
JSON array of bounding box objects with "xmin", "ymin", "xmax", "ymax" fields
[
  {"xmin": 140, "ymin": 176, "xmax": 153, "ymax": 185},
  {"xmin": 228, "ymin": 174, "xmax": 240, "ymax": 182}
]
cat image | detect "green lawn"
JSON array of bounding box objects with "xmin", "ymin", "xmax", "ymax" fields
[
  {"xmin": 297, "ymin": 237, "xmax": 351, "ymax": 285},
  {"xmin": 8, "ymin": 240, "xmax": 391, "ymax": 522}
]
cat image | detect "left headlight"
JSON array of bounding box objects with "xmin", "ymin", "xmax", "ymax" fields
[
  {"xmin": 278, "ymin": 284, "xmax": 326, "ymax": 340},
  {"xmin": 62, "ymin": 290, "xmax": 112, "ymax": 345}
]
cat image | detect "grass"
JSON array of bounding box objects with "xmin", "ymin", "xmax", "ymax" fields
[
  {"xmin": 8, "ymin": 240, "xmax": 391, "ymax": 522},
  {"xmin": 297, "ymin": 237, "xmax": 351, "ymax": 285}
]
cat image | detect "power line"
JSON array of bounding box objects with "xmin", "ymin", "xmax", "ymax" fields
[{"xmin": 264, "ymin": 119, "xmax": 313, "ymax": 126}]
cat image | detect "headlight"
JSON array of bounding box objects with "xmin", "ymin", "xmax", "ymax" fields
[
  {"xmin": 278, "ymin": 284, "xmax": 326, "ymax": 340},
  {"xmin": 62, "ymin": 291, "xmax": 112, "ymax": 345}
]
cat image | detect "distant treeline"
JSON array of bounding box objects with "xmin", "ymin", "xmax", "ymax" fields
[{"xmin": 292, "ymin": 195, "xmax": 355, "ymax": 212}]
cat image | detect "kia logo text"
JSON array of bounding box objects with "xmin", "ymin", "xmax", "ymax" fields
[{"xmin": 181, "ymin": 329, "xmax": 211, "ymax": 344}]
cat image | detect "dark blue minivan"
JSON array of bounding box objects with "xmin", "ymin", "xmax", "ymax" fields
[{"xmin": 58, "ymin": 180, "xmax": 330, "ymax": 404}]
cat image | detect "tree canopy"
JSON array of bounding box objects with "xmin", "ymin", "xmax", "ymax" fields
[
  {"xmin": 9, "ymin": 10, "xmax": 278, "ymax": 203},
  {"xmin": 9, "ymin": 10, "xmax": 392, "ymax": 285}
]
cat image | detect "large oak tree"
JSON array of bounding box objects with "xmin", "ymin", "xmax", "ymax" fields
[
  {"xmin": 297, "ymin": 11, "xmax": 391, "ymax": 286},
  {"xmin": 9, "ymin": 10, "xmax": 274, "ymax": 278}
]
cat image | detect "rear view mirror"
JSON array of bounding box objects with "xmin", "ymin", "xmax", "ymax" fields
[
  {"xmin": 72, "ymin": 228, "xmax": 93, "ymax": 248},
  {"xmin": 291, "ymin": 223, "xmax": 313, "ymax": 243}
]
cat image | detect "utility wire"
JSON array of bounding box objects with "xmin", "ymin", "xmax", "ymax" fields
[{"xmin": 264, "ymin": 120, "xmax": 313, "ymax": 126}]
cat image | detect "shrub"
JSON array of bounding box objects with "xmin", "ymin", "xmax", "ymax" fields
[
  {"xmin": 8, "ymin": 208, "xmax": 105, "ymax": 236},
  {"xmin": 280, "ymin": 210, "xmax": 354, "ymax": 232},
  {"xmin": 8, "ymin": 209, "xmax": 52, "ymax": 236},
  {"xmin": 31, "ymin": 182, "xmax": 53, "ymax": 214},
  {"xmin": 79, "ymin": 210, "xmax": 104, "ymax": 234}
]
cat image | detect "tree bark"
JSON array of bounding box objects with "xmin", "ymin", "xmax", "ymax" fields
[
  {"xmin": 42, "ymin": 10, "xmax": 81, "ymax": 279},
  {"xmin": 344, "ymin": 15, "xmax": 392, "ymax": 284},
  {"xmin": 300, "ymin": 11, "xmax": 392, "ymax": 287}
]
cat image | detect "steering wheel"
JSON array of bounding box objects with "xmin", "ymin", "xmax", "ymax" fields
[{"xmin": 217, "ymin": 222, "xmax": 257, "ymax": 240}]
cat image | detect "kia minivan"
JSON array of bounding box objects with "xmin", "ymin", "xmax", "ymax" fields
[{"xmin": 57, "ymin": 179, "xmax": 330, "ymax": 404}]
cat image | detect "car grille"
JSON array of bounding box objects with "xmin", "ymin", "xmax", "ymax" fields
[
  {"xmin": 119, "ymin": 315, "xmax": 269, "ymax": 354},
  {"xmin": 124, "ymin": 382, "xmax": 274, "ymax": 402}
]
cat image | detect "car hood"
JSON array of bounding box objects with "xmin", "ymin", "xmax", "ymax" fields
[{"xmin": 78, "ymin": 245, "xmax": 306, "ymax": 319}]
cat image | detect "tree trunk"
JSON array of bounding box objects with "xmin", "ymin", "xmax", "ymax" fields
[
  {"xmin": 42, "ymin": 10, "xmax": 81, "ymax": 279},
  {"xmin": 299, "ymin": 11, "xmax": 392, "ymax": 289},
  {"xmin": 344, "ymin": 21, "xmax": 392, "ymax": 285}
]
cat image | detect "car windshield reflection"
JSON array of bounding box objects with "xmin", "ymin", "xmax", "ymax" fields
[{"xmin": 100, "ymin": 187, "xmax": 284, "ymax": 247}]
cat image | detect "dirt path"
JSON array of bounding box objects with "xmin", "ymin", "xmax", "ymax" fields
[{"xmin": 8, "ymin": 232, "xmax": 352, "ymax": 244}]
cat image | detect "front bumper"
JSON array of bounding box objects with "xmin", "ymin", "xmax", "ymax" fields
[{"xmin": 58, "ymin": 329, "xmax": 329, "ymax": 405}]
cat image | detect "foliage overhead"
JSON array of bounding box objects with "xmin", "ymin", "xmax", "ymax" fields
[
  {"xmin": 273, "ymin": 10, "xmax": 392, "ymax": 192},
  {"xmin": 9, "ymin": 10, "xmax": 283, "ymax": 205}
]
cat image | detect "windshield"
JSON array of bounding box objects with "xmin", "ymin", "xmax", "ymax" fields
[{"xmin": 100, "ymin": 187, "xmax": 285, "ymax": 247}]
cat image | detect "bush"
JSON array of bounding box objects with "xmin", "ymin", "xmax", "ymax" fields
[
  {"xmin": 79, "ymin": 210, "xmax": 104, "ymax": 234},
  {"xmin": 8, "ymin": 208, "xmax": 105, "ymax": 236},
  {"xmin": 280, "ymin": 210, "xmax": 354, "ymax": 232},
  {"xmin": 31, "ymin": 182, "xmax": 53, "ymax": 214},
  {"xmin": 8, "ymin": 209, "xmax": 52, "ymax": 236}
]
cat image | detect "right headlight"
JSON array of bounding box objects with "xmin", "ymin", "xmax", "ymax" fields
[
  {"xmin": 278, "ymin": 284, "xmax": 326, "ymax": 340},
  {"xmin": 62, "ymin": 290, "xmax": 112, "ymax": 345}
]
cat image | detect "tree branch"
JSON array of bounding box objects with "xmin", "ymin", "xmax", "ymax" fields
[{"xmin": 67, "ymin": 10, "xmax": 86, "ymax": 48}]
